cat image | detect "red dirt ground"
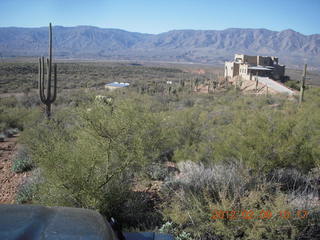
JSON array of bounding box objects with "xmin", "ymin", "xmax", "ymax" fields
[{"xmin": 0, "ymin": 135, "xmax": 30, "ymax": 204}]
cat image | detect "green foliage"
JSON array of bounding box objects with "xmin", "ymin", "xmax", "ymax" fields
[
  {"xmin": 0, "ymin": 105, "xmax": 28, "ymax": 131},
  {"xmin": 284, "ymin": 80, "xmax": 301, "ymax": 90},
  {"xmin": 153, "ymin": 89, "xmax": 320, "ymax": 172},
  {"xmin": 0, "ymin": 61, "xmax": 185, "ymax": 93},
  {"xmin": 16, "ymin": 169, "xmax": 41, "ymax": 204},
  {"xmin": 0, "ymin": 96, "xmax": 41, "ymax": 132},
  {"xmin": 176, "ymin": 231, "xmax": 193, "ymax": 240},
  {"xmin": 159, "ymin": 222, "xmax": 193, "ymax": 240},
  {"xmin": 16, "ymin": 179, "xmax": 38, "ymax": 204},
  {"xmin": 16, "ymin": 182, "xmax": 37, "ymax": 204},
  {"xmin": 12, "ymin": 146, "xmax": 34, "ymax": 173},
  {"xmin": 21, "ymin": 96, "xmax": 168, "ymax": 227},
  {"xmin": 211, "ymin": 95, "xmax": 320, "ymax": 172}
]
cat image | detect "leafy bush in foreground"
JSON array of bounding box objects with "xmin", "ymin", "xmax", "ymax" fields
[
  {"xmin": 12, "ymin": 146, "xmax": 34, "ymax": 173},
  {"xmin": 21, "ymin": 98, "xmax": 167, "ymax": 227},
  {"xmin": 16, "ymin": 168, "xmax": 41, "ymax": 204}
]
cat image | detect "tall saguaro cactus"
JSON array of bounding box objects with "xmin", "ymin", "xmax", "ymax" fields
[{"xmin": 39, "ymin": 23, "xmax": 57, "ymax": 118}]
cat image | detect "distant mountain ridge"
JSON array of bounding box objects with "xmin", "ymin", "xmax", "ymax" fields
[{"xmin": 0, "ymin": 26, "xmax": 319, "ymax": 68}]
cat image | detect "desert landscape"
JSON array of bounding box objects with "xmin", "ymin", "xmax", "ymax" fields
[{"xmin": 1, "ymin": 1, "xmax": 320, "ymax": 240}]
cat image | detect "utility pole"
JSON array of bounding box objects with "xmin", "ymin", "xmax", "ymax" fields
[{"xmin": 299, "ymin": 64, "xmax": 307, "ymax": 104}]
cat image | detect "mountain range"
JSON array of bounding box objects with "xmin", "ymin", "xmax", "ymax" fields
[{"xmin": 0, "ymin": 26, "xmax": 319, "ymax": 68}]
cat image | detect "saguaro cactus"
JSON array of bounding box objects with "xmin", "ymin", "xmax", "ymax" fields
[
  {"xmin": 39, "ymin": 23, "xmax": 57, "ymax": 118},
  {"xmin": 299, "ymin": 64, "xmax": 307, "ymax": 104}
]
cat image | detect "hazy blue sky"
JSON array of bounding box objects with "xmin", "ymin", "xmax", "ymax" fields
[{"xmin": 0, "ymin": 0, "xmax": 319, "ymax": 35}]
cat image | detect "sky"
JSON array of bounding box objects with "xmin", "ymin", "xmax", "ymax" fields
[{"xmin": 0, "ymin": 0, "xmax": 319, "ymax": 35}]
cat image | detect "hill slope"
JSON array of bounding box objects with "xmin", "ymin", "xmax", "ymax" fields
[{"xmin": 0, "ymin": 26, "xmax": 319, "ymax": 68}]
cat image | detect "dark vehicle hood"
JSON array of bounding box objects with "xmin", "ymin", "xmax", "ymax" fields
[
  {"xmin": 0, "ymin": 204, "xmax": 117, "ymax": 240},
  {"xmin": 0, "ymin": 204, "xmax": 174, "ymax": 240}
]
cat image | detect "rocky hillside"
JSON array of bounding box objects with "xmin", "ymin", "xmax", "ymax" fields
[{"xmin": 0, "ymin": 26, "xmax": 319, "ymax": 68}]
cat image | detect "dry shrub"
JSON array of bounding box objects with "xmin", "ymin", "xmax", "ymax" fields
[{"xmin": 161, "ymin": 161, "xmax": 320, "ymax": 240}]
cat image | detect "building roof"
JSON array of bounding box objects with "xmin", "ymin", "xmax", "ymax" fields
[
  {"xmin": 257, "ymin": 77, "xmax": 295, "ymax": 95},
  {"xmin": 105, "ymin": 82, "xmax": 130, "ymax": 88},
  {"xmin": 248, "ymin": 66, "xmax": 272, "ymax": 71}
]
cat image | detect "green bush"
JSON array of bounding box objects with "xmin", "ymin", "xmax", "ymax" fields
[
  {"xmin": 16, "ymin": 169, "xmax": 41, "ymax": 204},
  {"xmin": 0, "ymin": 107, "xmax": 28, "ymax": 131},
  {"xmin": 21, "ymin": 97, "xmax": 168, "ymax": 228},
  {"xmin": 12, "ymin": 146, "xmax": 34, "ymax": 173},
  {"xmin": 285, "ymin": 80, "xmax": 301, "ymax": 91},
  {"xmin": 211, "ymin": 97, "xmax": 320, "ymax": 172},
  {"xmin": 16, "ymin": 182, "xmax": 37, "ymax": 204},
  {"xmin": 160, "ymin": 222, "xmax": 193, "ymax": 240},
  {"xmin": 0, "ymin": 96, "xmax": 41, "ymax": 132}
]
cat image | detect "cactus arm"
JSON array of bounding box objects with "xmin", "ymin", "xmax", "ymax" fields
[
  {"xmin": 38, "ymin": 57, "xmax": 43, "ymax": 100},
  {"xmin": 51, "ymin": 63, "xmax": 57, "ymax": 102},
  {"xmin": 39, "ymin": 57, "xmax": 46, "ymax": 102},
  {"xmin": 46, "ymin": 58, "xmax": 51, "ymax": 102},
  {"xmin": 41, "ymin": 57, "xmax": 46, "ymax": 100}
]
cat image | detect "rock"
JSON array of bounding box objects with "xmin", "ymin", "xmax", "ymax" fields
[
  {"xmin": 0, "ymin": 133, "xmax": 5, "ymax": 142},
  {"xmin": 4, "ymin": 129, "xmax": 13, "ymax": 138}
]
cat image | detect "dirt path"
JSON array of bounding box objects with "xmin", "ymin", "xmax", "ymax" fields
[{"xmin": 0, "ymin": 135, "xmax": 30, "ymax": 203}]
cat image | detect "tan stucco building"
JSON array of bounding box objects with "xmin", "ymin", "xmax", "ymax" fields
[{"xmin": 225, "ymin": 54, "xmax": 285, "ymax": 81}]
